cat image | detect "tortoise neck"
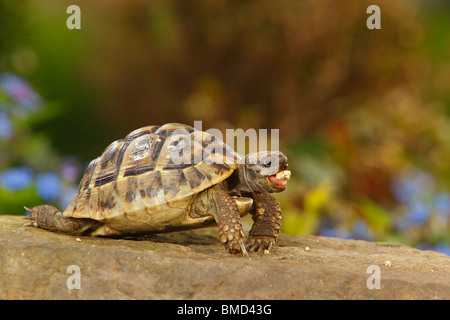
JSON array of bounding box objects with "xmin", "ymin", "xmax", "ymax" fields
[{"xmin": 232, "ymin": 164, "xmax": 265, "ymax": 194}]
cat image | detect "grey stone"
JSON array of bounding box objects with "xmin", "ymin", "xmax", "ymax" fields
[{"xmin": 0, "ymin": 215, "xmax": 449, "ymax": 299}]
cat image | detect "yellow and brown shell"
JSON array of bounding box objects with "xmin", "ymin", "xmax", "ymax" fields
[{"xmin": 63, "ymin": 123, "xmax": 241, "ymax": 233}]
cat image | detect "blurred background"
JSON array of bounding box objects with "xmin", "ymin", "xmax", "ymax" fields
[{"xmin": 1, "ymin": 0, "xmax": 449, "ymax": 255}]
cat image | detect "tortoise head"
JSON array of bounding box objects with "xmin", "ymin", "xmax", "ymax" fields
[{"xmin": 241, "ymin": 151, "xmax": 291, "ymax": 193}]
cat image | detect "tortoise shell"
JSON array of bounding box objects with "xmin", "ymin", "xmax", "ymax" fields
[{"xmin": 63, "ymin": 123, "xmax": 241, "ymax": 233}]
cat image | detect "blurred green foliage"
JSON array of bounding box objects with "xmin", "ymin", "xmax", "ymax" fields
[{"xmin": 0, "ymin": 0, "xmax": 449, "ymax": 254}]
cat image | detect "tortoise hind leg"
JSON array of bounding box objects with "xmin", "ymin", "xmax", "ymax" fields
[{"xmin": 24, "ymin": 205, "xmax": 102, "ymax": 235}]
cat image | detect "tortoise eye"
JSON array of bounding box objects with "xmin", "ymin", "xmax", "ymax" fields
[{"xmin": 261, "ymin": 159, "xmax": 272, "ymax": 167}]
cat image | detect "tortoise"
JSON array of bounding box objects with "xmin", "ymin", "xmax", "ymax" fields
[{"xmin": 25, "ymin": 123, "xmax": 291, "ymax": 255}]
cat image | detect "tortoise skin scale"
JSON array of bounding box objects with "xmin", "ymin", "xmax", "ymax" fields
[
  {"xmin": 64, "ymin": 123, "xmax": 240, "ymax": 234},
  {"xmin": 25, "ymin": 123, "xmax": 291, "ymax": 255}
]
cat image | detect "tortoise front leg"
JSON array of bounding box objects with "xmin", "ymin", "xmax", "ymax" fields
[
  {"xmin": 214, "ymin": 190, "xmax": 248, "ymax": 256},
  {"xmin": 245, "ymin": 192, "xmax": 282, "ymax": 253}
]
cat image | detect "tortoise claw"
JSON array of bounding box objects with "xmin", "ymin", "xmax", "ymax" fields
[
  {"xmin": 239, "ymin": 241, "xmax": 249, "ymax": 257},
  {"xmin": 245, "ymin": 238, "xmax": 260, "ymax": 252},
  {"xmin": 23, "ymin": 206, "xmax": 37, "ymax": 227},
  {"xmin": 245, "ymin": 236, "xmax": 276, "ymax": 253},
  {"xmin": 23, "ymin": 221, "xmax": 38, "ymax": 227},
  {"xmin": 265, "ymin": 241, "xmax": 274, "ymax": 254},
  {"xmin": 24, "ymin": 206, "xmax": 33, "ymax": 213},
  {"xmin": 224, "ymin": 238, "xmax": 248, "ymax": 257}
]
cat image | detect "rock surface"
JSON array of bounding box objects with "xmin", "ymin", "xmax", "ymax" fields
[{"xmin": 0, "ymin": 215, "xmax": 449, "ymax": 299}]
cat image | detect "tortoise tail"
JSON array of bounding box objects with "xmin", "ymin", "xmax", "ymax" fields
[{"xmin": 24, "ymin": 205, "xmax": 102, "ymax": 235}]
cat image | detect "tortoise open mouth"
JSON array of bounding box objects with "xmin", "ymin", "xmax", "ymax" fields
[{"xmin": 268, "ymin": 170, "xmax": 291, "ymax": 189}]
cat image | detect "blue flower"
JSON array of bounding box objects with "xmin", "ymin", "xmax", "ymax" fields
[
  {"xmin": 434, "ymin": 243, "xmax": 450, "ymax": 256},
  {"xmin": 433, "ymin": 192, "xmax": 450, "ymax": 219},
  {"xmin": 391, "ymin": 169, "xmax": 434, "ymax": 204},
  {"xmin": 0, "ymin": 73, "xmax": 41, "ymax": 113},
  {"xmin": 0, "ymin": 167, "xmax": 34, "ymax": 191},
  {"xmin": 351, "ymin": 219, "xmax": 375, "ymax": 240},
  {"xmin": 36, "ymin": 172, "xmax": 61, "ymax": 202},
  {"xmin": 418, "ymin": 242, "xmax": 450, "ymax": 256},
  {"xmin": 318, "ymin": 227, "xmax": 352, "ymax": 239},
  {"xmin": 60, "ymin": 157, "xmax": 80, "ymax": 182},
  {"xmin": 0, "ymin": 111, "xmax": 13, "ymax": 139},
  {"xmin": 407, "ymin": 201, "xmax": 430, "ymax": 226}
]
